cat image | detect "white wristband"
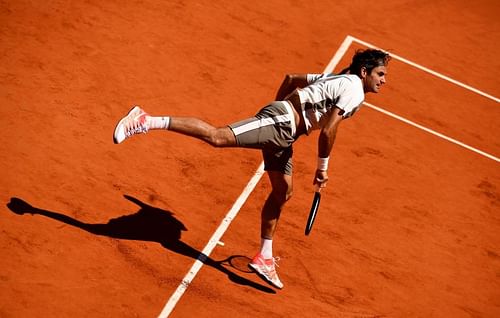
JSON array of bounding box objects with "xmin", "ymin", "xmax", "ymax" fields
[{"xmin": 317, "ymin": 157, "xmax": 329, "ymax": 171}]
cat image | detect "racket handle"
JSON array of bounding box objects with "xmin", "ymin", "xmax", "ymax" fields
[{"xmin": 314, "ymin": 183, "xmax": 321, "ymax": 193}]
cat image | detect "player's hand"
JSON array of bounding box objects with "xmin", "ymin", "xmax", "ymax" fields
[{"xmin": 313, "ymin": 169, "xmax": 328, "ymax": 190}]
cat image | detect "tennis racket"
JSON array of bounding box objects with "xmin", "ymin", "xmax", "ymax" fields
[{"xmin": 305, "ymin": 185, "xmax": 321, "ymax": 236}]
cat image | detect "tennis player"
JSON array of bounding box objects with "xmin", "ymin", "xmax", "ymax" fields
[{"xmin": 113, "ymin": 49, "xmax": 390, "ymax": 289}]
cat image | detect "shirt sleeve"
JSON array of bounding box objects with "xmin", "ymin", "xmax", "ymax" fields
[
  {"xmin": 306, "ymin": 73, "xmax": 327, "ymax": 84},
  {"xmin": 334, "ymin": 77, "xmax": 364, "ymax": 118}
]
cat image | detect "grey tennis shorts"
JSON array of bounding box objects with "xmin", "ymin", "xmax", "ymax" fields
[{"xmin": 228, "ymin": 101, "xmax": 297, "ymax": 175}]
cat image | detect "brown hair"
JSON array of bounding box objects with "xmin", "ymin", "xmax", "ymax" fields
[{"xmin": 340, "ymin": 49, "xmax": 391, "ymax": 76}]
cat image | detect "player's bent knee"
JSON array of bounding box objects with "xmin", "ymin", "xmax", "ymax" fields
[
  {"xmin": 208, "ymin": 128, "xmax": 236, "ymax": 147},
  {"xmin": 209, "ymin": 136, "xmax": 230, "ymax": 147}
]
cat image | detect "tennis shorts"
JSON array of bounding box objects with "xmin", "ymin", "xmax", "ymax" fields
[{"xmin": 228, "ymin": 101, "xmax": 297, "ymax": 175}]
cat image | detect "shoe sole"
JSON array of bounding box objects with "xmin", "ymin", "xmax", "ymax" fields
[
  {"xmin": 113, "ymin": 106, "xmax": 140, "ymax": 144},
  {"xmin": 248, "ymin": 263, "xmax": 284, "ymax": 289}
]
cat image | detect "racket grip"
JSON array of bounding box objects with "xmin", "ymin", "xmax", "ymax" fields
[{"xmin": 314, "ymin": 183, "xmax": 321, "ymax": 193}]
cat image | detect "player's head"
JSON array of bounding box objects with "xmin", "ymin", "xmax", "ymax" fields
[
  {"xmin": 348, "ymin": 49, "xmax": 390, "ymax": 76},
  {"xmin": 341, "ymin": 49, "xmax": 391, "ymax": 93}
]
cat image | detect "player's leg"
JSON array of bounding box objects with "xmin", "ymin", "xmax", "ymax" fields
[
  {"xmin": 248, "ymin": 170, "xmax": 291, "ymax": 290},
  {"xmin": 167, "ymin": 117, "xmax": 236, "ymax": 147},
  {"xmin": 113, "ymin": 106, "xmax": 236, "ymax": 147},
  {"xmin": 248, "ymin": 145, "xmax": 293, "ymax": 289},
  {"xmin": 260, "ymin": 171, "xmax": 293, "ymax": 240}
]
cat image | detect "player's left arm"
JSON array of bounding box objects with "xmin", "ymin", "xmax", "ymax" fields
[
  {"xmin": 314, "ymin": 107, "xmax": 344, "ymax": 189},
  {"xmin": 275, "ymin": 74, "xmax": 309, "ymax": 100}
]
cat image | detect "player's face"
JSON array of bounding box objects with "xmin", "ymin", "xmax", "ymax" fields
[{"xmin": 362, "ymin": 65, "xmax": 387, "ymax": 93}]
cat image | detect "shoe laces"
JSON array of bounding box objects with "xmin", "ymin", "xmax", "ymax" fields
[
  {"xmin": 272, "ymin": 256, "xmax": 281, "ymax": 268},
  {"xmin": 267, "ymin": 257, "xmax": 282, "ymax": 282},
  {"xmin": 125, "ymin": 112, "xmax": 148, "ymax": 137},
  {"xmin": 125, "ymin": 124, "xmax": 148, "ymax": 137}
]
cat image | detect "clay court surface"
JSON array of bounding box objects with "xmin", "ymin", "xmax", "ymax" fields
[{"xmin": 1, "ymin": 0, "xmax": 499, "ymax": 317}]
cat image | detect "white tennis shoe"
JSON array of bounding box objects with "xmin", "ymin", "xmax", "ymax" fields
[
  {"xmin": 113, "ymin": 106, "xmax": 149, "ymax": 144},
  {"xmin": 248, "ymin": 253, "xmax": 284, "ymax": 289}
]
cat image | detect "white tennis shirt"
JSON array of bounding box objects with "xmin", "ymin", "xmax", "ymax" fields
[{"xmin": 297, "ymin": 73, "xmax": 365, "ymax": 134}]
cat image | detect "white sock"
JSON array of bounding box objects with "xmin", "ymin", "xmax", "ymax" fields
[
  {"xmin": 260, "ymin": 238, "xmax": 273, "ymax": 259},
  {"xmin": 147, "ymin": 116, "xmax": 170, "ymax": 130}
]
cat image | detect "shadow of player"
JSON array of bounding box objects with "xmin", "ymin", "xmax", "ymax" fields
[{"xmin": 7, "ymin": 195, "xmax": 274, "ymax": 294}]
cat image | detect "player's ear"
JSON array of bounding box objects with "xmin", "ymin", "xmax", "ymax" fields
[{"xmin": 360, "ymin": 66, "xmax": 367, "ymax": 79}]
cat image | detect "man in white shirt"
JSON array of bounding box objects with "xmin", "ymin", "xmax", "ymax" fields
[{"xmin": 113, "ymin": 49, "xmax": 390, "ymax": 289}]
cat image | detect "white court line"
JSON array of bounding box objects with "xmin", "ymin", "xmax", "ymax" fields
[
  {"xmin": 158, "ymin": 38, "xmax": 349, "ymax": 318},
  {"xmin": 349, "ymin": 35, "xmax": 500, "ymax": 103},
  {"xmin": 323, "ymin": 35, "xmax": 353, "ymax": 75},
  {"xmin": 364, "ymin": 101, "xmax": 500, "ymax": 162}
]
